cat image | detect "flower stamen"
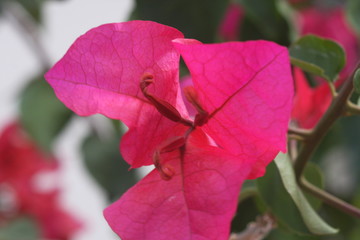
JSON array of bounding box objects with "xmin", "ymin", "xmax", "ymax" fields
[
  {"xmin": 183, "ymin": 86, "xmax": 209, "ymax": 126},
  {"xmin": 153, "ymin": 136, "xmax": 186, "ymax": 180},
  {"xmin": 140, "ymin": 73, "xmax": 192, "ymax": 126}
]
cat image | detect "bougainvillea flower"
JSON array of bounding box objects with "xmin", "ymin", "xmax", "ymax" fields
[
  {"xmin": 291, "ymin": 68, "xmax": 332, "ymax": 129},
  {"xmin": 219, "ymin": 3, "xmax": 244, "ymax": 41},
  {"xmin": 292, "ymin": 7, "xmax": 359, "ymax": 129},
  {"xmin": 298, "ymin": 7, "xmax": 359, "ymax": 79},
  {"xmin": 45, "ymin": 20, "xmax": 293, "ymax": 239},
  {"xmin": 0, "ymin": 122, "xmax": 82, "ymax": 240}
]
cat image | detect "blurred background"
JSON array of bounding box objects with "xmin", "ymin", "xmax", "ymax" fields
[
  {"xmin": 0, "ymin": 1, "xmax": 133, "ymax": 239},
  {"xmin": 1, "ymin": 0, "xmax": 360, "ymax": 239}
]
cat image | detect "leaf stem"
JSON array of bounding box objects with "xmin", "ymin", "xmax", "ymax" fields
[
  {"xmin": 300, "ymin": 179, "xmax": 360, "ymax": 219},
  {"xmin": 288, "ymin": 126, "xmax": 312, "ymax": 140},
  {"xmin": 294, "ymin": 65, "xmax": 357, "ymax": 180},
  {"xmin": 346, "ymin": 101, "xmax": 360, "ymax": 116},
  {"xmin": 328, "ymin": 82, "xmax": 338, "ymax": 97}
]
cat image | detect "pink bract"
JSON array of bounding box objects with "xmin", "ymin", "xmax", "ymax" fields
[
  {"xmin": 291, "ymin": 68, "xmax": 332, "ymax": 129},
  {"xmin": 0, "ymin": 122, "xmax": 82, "ymax": 240},
  {"xmin": 291, "ymin": 7, "xmax": 359, "ymax": 129},
  {"xmin": 45, "ymin": 20, "xmax": 293, "ymax": 240},
  {"xmin": 173, "ymin": 39, "xmax": 292, "ymax": 178},
  {"xmin": 104, "ymin": 129, "xmax": 251, "ymax": 240},
  {"xmin": 219, "ymin": 3, "xmax": 244, "ymax": 41}
]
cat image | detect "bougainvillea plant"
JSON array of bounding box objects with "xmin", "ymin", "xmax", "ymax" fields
[
  {"xmin": 0, "ymin": 122, "xmax": 82, "ymax": 240},
  {"xmin": 298, "ymin": 7, "xmax": 359, "ymax": 80},
  {"xmin": 45, "ymin": 21, "xmax": 293, "ymax": 239},
  {"xmin": 291, "ymin": 6, "xmax": 360, "ymax": 129},
  {"xmin": 291, "ymin": 67, "xmax": 332, "ymax": 129}
]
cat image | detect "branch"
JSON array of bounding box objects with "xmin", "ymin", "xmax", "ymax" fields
[
  {"xmin": 4, "ymin": 2, "xmax": 50, "ymax": 69},
  {"xmin": 291, "ymin": 65, "xmax": 360, "ymax": 219},
  {"xmin": 288, "ymin": 126, "xmax": 312, "ymax": 141},
  {"xmin": 294, "ymin": 65, "xmax": 358, "ymax": 180},
  {"xmin": 300, "ymin": 179, "xmax": 360, "ymax": 219}
]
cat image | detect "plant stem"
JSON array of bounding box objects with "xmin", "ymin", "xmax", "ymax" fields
[
  {"xmin": 328, "ymin": 82, "xmax": 338, "ymax": 97},
  {"xmin": 288, "ymin": 126, "xmax": 312, "ymax": 140},
  {"xmin": 4, "ymin": 2, "xmax": 50, "ymax": 69},
  {"xmin": 300, "ymin": 179, "xmax": 360, "ymax": 219},
  {"xmin": 294, "ymin": 66, "xmax": 357, "ymax": 180},
  {"xmin": 346, "ymin": 101, "xmax": 360, "ymax": 116}
]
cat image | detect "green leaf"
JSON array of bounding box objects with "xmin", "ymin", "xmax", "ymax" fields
[
  {"xmin": 0, "ymin": 217, "xmax": 40, "ymax": 240},
  {"xmin": 237, "ymin": 0, "xmax": 291, "ymax": 45},
  {"xmin": 290, "ymin": 35, "xmax": 346, "ymax": 82},
  {"xmin": 346, "ymin": 0, "xmax": 360, "ymax": 34},
  {"xmin": 239, "ymin": 180, "xmax": 257, "ymax": 201},
  {"xmin": 257, "ymin": 154, "xmax": 338, "ymax": 235},
  {"xmin": 20, "ymin": 76, "xmax": 72, "ymax": 152},
  {"xmin": 82, "ymin": 130, "xmax": 138, "ymax": 202},
  {"xmin": 16, "ymin": 0, "xmax": 44, "ymax": 22},
  {"xmin": 303, "ymin": 162, "xmax": 324, "ymax": 209},
  {"xmin": 267, "ymin": 228, "xmax": 320, "ymax": 240},
  {"xmin": 231, "ymin": 195, "xmax": 262, "ymax": 232},
  {"xmin": 274, "ymin": 154, "xmax": 337, "ymax": 235},
  {"xmin": 353, "ymin": 69, "xmax": 360, "ymax": 94},
  {"xmin": 257, "ymin": 161, "xmax": 310, "ymax": 235},
  {"xmin": 287, "ymin": 0, "xmax": 313, "ymax": 10},
  {"xmin": 134, "ymin": 0, "xmax": 229, "ymax": 43}
]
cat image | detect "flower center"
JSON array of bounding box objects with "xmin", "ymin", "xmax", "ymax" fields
[
  {"xmin": 140, "ymin": 73, "xmax": 209, "ymax": 180},
  {"xmin": 183, "ymin": 86, "xmax": 209, "ymax": 126},
  {"xmin": 140, "ymin": 73, "xmax": 192, "ymax": 126}
]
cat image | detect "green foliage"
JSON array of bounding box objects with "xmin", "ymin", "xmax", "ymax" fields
[
  {"xmin": 267, "ymin": 228, "xmax": 320, "ymax": 240},
  {"xmin": 16, "ymin": 0, "xmax": 44, "ymax": 22},
  {"xmin": 257, "ymin": 154, "xmax": 337, "ymax": 236},
  {"xmin": 0, "ymin": 0, "xmax": 48, "ymax": 22},
  {"xmin": 236, "ymin": 0, "xmax": 291, "ymax": 45},
  {"xmin": 20, "ymin": 76, "xmax": 72, "ymax": 152},
  {"xmin": 238, "ymin": 179, "xmax": 257, "ymax": 202},
  {"xmin": 303, "ymin": 163, "xmax": 324, "ymax": 209},
  {"xmin": 287, "ymin": 0, "xmax": 314, "ymax": 10},
  {"xmin": 346, "ymin": 0, "xmax": 360, "ymax": 34},
  {"xmin": 290, "ymin": 35, "xmax": 346, "ymax": 82},
  {"xmin": 133, "ymin": 0, "xmax": 229, "ymax": 43},
  {"xmin": 231, "ymin": 196, "xmax": 262, "ymax": 232},
  {"xmin": 82, "ymin": 129, "xmax": 137, "ymax": 202},
  {"xmin": 0, "ymin": 217, "xmax": 40, "ymax": 240},
  {"xmin": 353, "ymin": 69, "xmax": 360, "ymax": 94},
  {"xmin": 338, "ymin": 116, "xmax": 360, "ymax": 186}
]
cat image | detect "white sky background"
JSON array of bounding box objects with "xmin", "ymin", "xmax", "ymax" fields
[{"xmin": 0, "ymin": 0, "xmax": 134, "ymax": 239}]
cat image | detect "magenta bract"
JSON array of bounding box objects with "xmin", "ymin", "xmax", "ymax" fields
[
  {"xmin": 45, "ymin": 20, "xmax": 293, "ymax": 240},
  {"xmin": 291, "ymin": 68, "xmax": 332, "ymax": 129}
]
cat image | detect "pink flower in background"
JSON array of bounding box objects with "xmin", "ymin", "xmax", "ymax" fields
[
  {"xmin": 0, "ymin": 122, "xmax": 82, "ymax": 240},
  {"xmin": 219, "ymin": 3, "xmax": 244, "ymax": 41},
  {"xmin": 292, "ymin": 7, "xmax": 359, "ymax": 129},
  {"xmin": 298, "ymin": 7, "xmax": 359, "ymax": 80},
  {"xmin": 45, "ymin": 20, "xmax": 293, "ymax": 239},
  {"xmin": 291, "ymin": 68, "xmax": 332, "ymax": 129}
]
